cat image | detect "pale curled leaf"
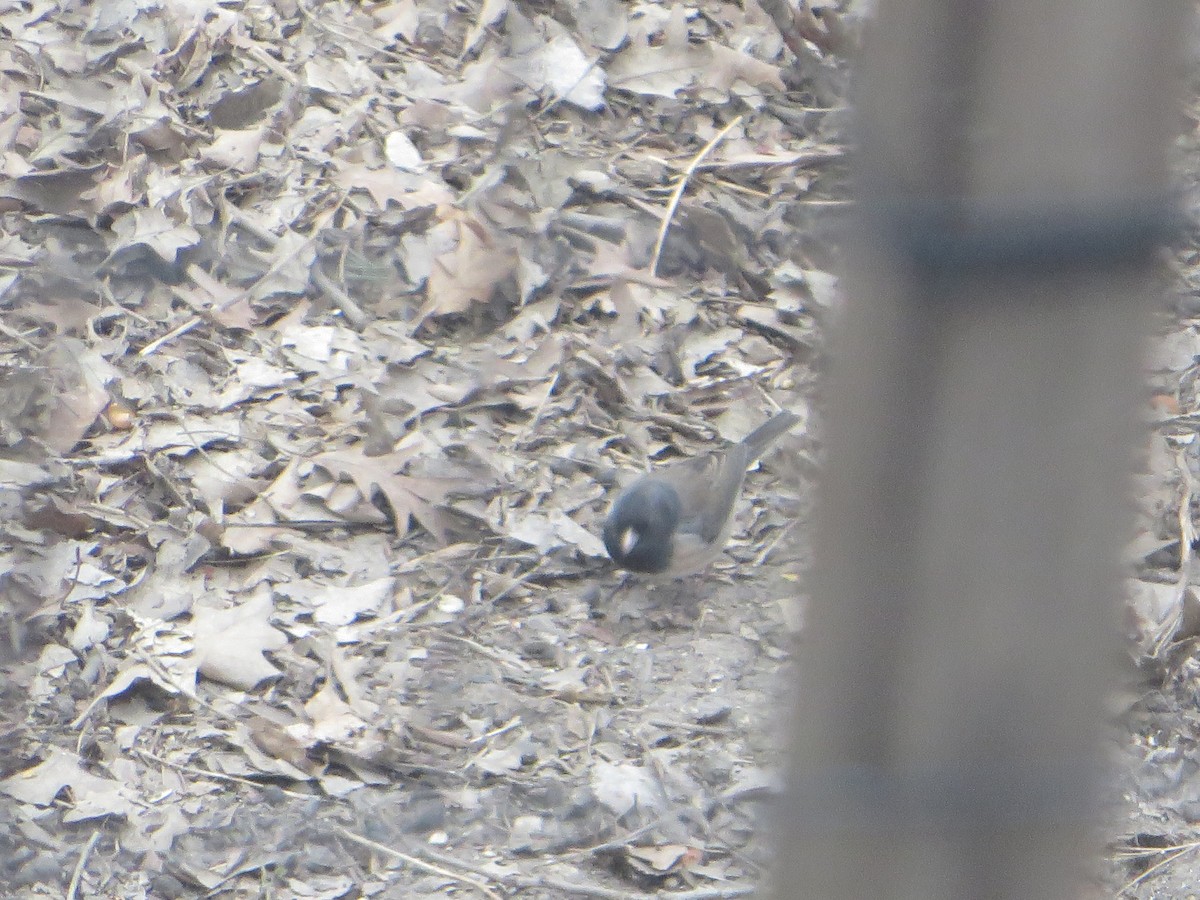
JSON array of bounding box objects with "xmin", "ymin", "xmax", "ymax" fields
[
  {"xmin": 591, "ymin": 761, "xmax": 665, "ymax": 818},
  {"xmin": 304, "ymin": 682, "xmax": 368, "ymax": 743},
  {"xmin": 309, "ymin": 577, "xmax": 395, "ymax": 626},
  {"xmin": 191, "ymin": 591, "xmax": 287, "ymax": 690},
  {"xmin": 0, "ymin": 747, "xmax": 136, "ymax": 821},
  {"xmin": 109, "ymin": 206, "xmax": 201, "ymax": 263},
  {"xmin": 507, "ymin": 509, "xmax": 606, "ymax": 557}
]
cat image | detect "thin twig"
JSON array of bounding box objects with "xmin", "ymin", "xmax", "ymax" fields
[
  {"xmin": 66, "ymin": 829, "xmax": 100, "ymax": 900},
  {"xmin": 488, "ymin": 558, "xmax": 548, "ymax": 605},
  {"xmin": 508, "ymin": 873, "xmax": 754, "ymax": 899},
  {"xmin": 555, "ymin": 818, "xmax": 668, "ymax": 861},
  {"xmin": 131, "ymin": 747, "xmax": 313, "ymax": 798},
  {"xmin": 441, "ymin": 632, "xmax": 534, "ymax": 673},
  {"xmin": 334, "ymin": 825, "xmax": 504, "ymax": 900},
  {"xmin": 312, "ymin": 264, "xmax": 370, "ymax": 330},
  {"xmin": 647, "ymin": 719, "xmax": 735, "ymax": 737},
  {"xmin": 649, "ymin": 115, "xmax": 744, "ymax": 277},
  {"xmin": 418, "ymin": 822, "xmax": 758, "ymax": 898},
  {"xmin": 0, "ymin": 317, "xmax": 40, "ymax": 350},
  {"xmin": 1117, "ymin": 839, "xmax": 1200, "ymax": 894}
]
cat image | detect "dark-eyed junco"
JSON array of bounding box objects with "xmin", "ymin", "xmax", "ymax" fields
[{"xmin": 603, "ymin": 411, "xmax": 801, "ymax": 576}]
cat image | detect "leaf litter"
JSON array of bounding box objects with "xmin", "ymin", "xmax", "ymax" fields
[
  {"xmin": 0, "ymin": 0, "xmax": 1193, "ymax": 897},
  {"xmin": 0, "ymin": 1, "xmax": 847, "ymax": 894}
]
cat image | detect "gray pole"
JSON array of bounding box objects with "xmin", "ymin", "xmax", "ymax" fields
[{"xmin": 779, "ymin": 2, "xmax": 1185, "ymax": 898}]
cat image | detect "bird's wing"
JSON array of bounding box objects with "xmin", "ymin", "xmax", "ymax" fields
[
  {"xmin": 656, "ymin": 412, "xmax": 797, "ymax": 546},
  {"xmin": 663, "ymin": 443, "xmax": 753, "ymax": 544}
]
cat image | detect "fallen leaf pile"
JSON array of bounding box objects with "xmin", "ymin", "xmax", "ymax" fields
[{"xmin": 0, "ymin": 0, "xmax": 846, "ymax": 896}]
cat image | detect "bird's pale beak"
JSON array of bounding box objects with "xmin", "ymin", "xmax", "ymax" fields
[{"xmin": 619, "ymin": 528, "xmax": 639, "ymax": 556}]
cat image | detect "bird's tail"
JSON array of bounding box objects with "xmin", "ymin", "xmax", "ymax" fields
[{"xmin": 742, "ymin": 410, "xmax": 802, "ymax": 460}]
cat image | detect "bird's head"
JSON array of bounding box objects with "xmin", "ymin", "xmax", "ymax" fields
[{"xmin": 602, "ymin": 478, "xmax": 682, "ymax": 574}]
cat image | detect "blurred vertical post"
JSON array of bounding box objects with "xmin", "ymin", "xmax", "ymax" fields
[{"xmin": 779, "ymin": 2, "xmax": 1184, "ymax": 899}]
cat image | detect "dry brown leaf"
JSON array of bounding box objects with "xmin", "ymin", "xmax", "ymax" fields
[
  {"xmin": 626, "ymin": 843, "xmax": 702, "ymax": 874},
  {"xmin": 420, "ymin": 213, "xmax": 516, "ymax": 321},
  {"xmin": 0, "ymin": 0, "xmax": 849, "ymax": 893},
  {"xmin": 246, "ymin": 716, "xmax": 320, "ymax": 774},
  {"xmin": 311, "ymin": 447, "xmax": 456, "ymax": 543}
]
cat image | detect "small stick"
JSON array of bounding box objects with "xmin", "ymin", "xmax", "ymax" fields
[{"xmin": 649, "ymin": 115, "xmax": 744, "ymax": 277}]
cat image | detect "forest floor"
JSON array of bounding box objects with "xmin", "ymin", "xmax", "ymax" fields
[{"xmin": 0, "ymin": 2, "xmax": 1196, "ymax": 898}]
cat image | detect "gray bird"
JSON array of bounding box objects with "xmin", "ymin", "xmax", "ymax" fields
[{"xmin": 603, "ymin": 411, "xmax": 801, "ymax": 576}]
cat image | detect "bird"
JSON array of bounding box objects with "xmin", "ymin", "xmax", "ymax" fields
[{"xmin": 602, "ymin": 411, "xmax": 801, "ymax": 577}]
